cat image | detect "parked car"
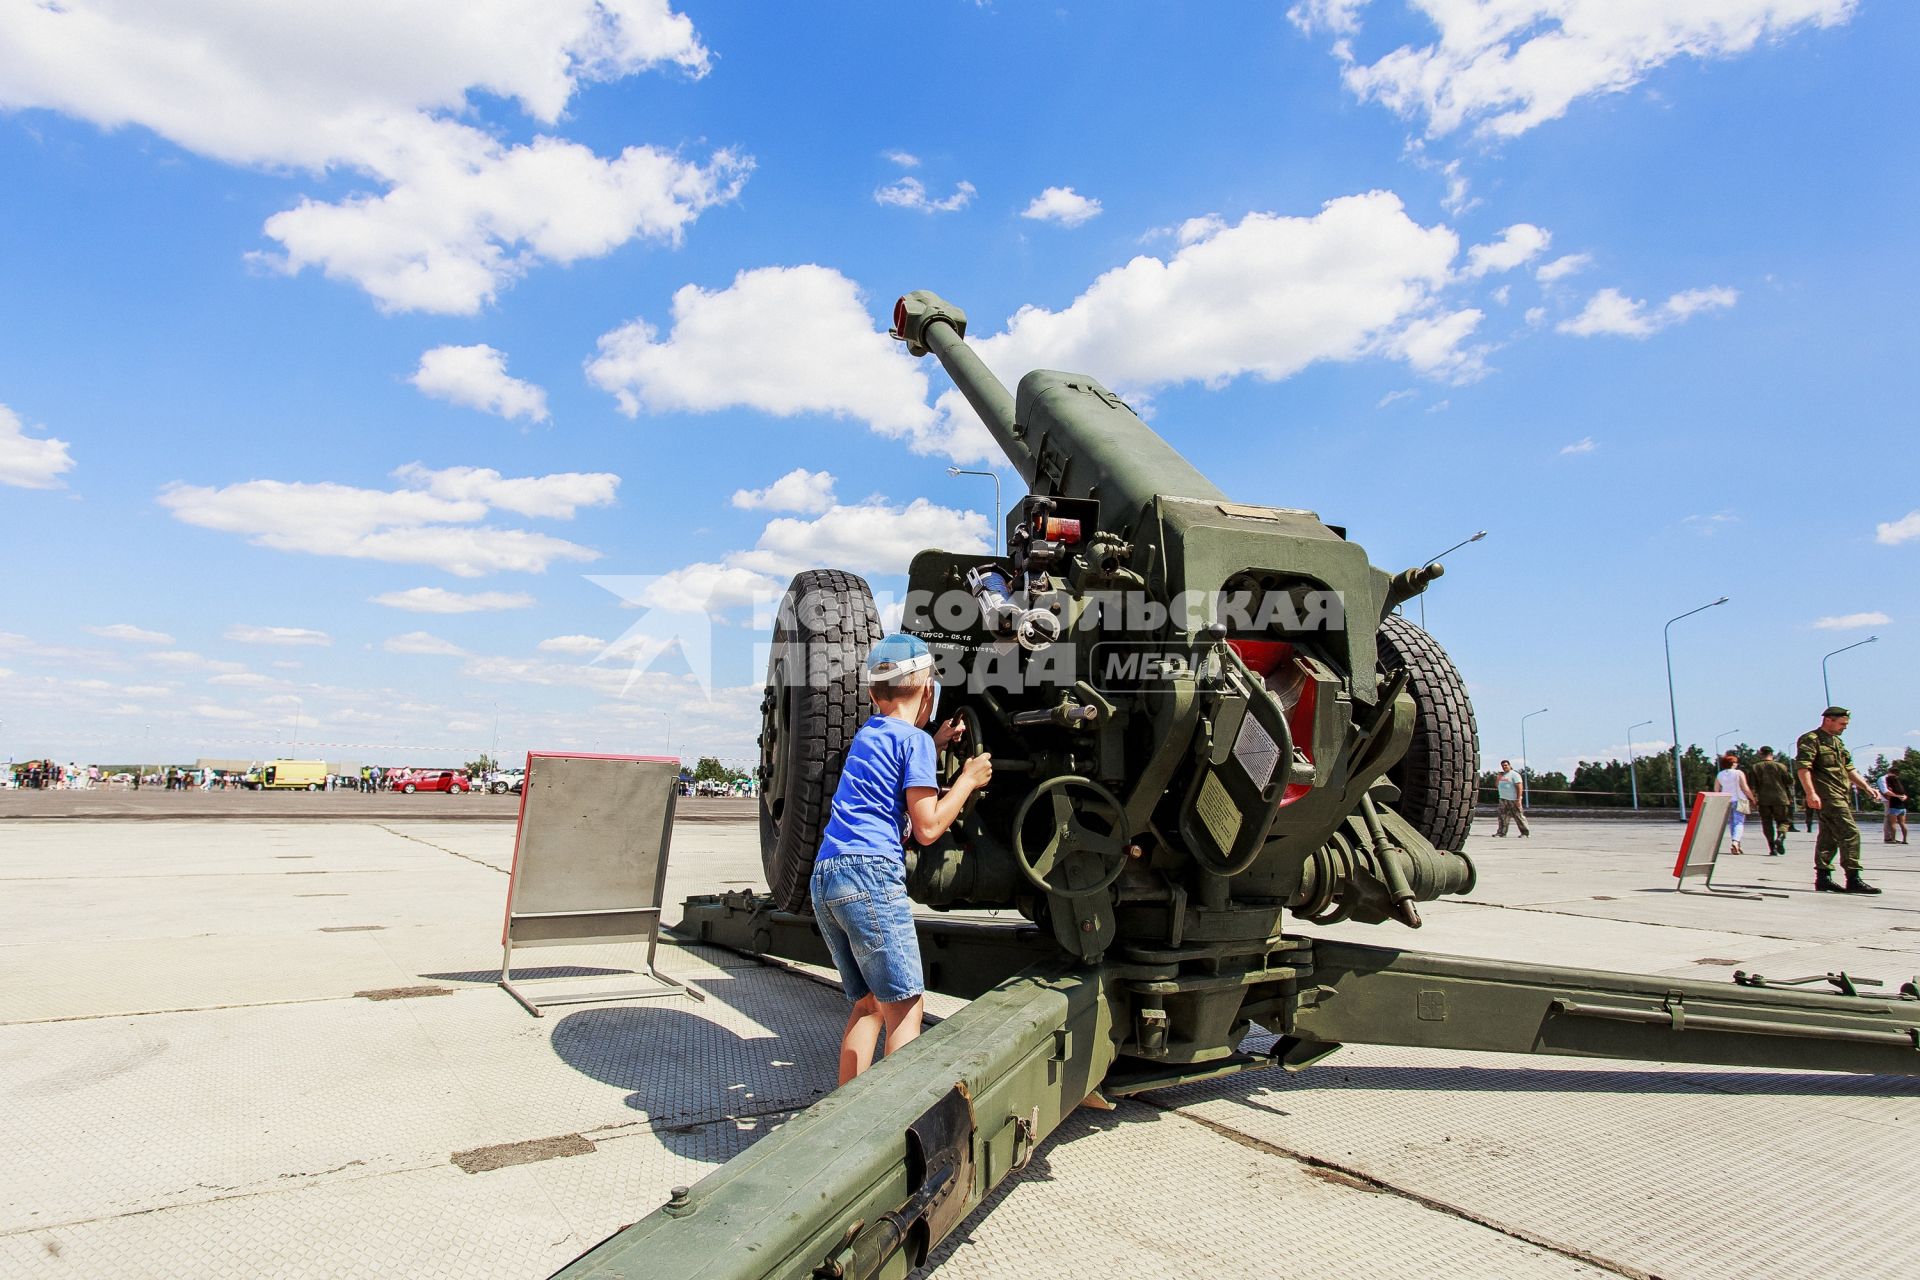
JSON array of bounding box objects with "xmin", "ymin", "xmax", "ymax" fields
[
  {"xmin": 259, "ymin": 759, "xmax": 328, "ymax": 791},
  {"xmin": 395, "ymin": 770, "xmax": 472, "ymax": 794},
  {"xmin": 488, "ymin": 769, "xmax": 525, "ymax": 795}
]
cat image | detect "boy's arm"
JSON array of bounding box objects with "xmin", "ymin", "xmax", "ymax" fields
[{"xmin": 905, "ymin": 754, "xmax": 993, "ymax": 845}]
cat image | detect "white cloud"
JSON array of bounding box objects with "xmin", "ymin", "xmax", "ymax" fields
[
  {"xmin": 191, "ymin": 704, "xmax": 256, "ymax": 723},
  {"xmin": 260, "ymin": 137, "xmax": 748, "ymax": 314},
  {"xmin": 1877, "ymin": 511, "xmax": 1920, "ymax": 547},
  {"xmin": 1536, "ymin": 252, "xmax": 1593, "ymax": 284},
  {"xmin": 1022, "ymin": 186, "xmax": 1103, "ymax": 227},
  {"xmin": 410, "ymin": 345, "xmax": 549, "ymax": 421},
  {"xmin": 1385, "ymin": 308, "xmax": 1488, "ymax": 379},
  {"xmin": 731, "ymin": 499, "xmax": 990, "ymax": 580},
  {"xmin": 1294, "ymin": 2, "xmax": 1858, "ymax": 139},
  {"xmin": 939, "ymin": 193, "xmax": 1479, "ymax": 452},
  {"xmin": 208, "ymin": 672, "xmax": 274, "ymax": 687},
  {"xmin": 1813, "ymin": 612, "xmax": 1889, "ymax": 630},
  {"xmin": 1558, "ymin": 285, "xmax": 1737, "ymax": 337},
  {"xmin": 632, "ymin": 562, "xmax": 782, "ymax": 613},
  {"xmin": 158, "ymin": 466, "xmax": 607, "ymax": 577},
  {"xmin": 370, "ymin": 587, "xmax": 536, "ymax": 613},
  {"xmin": 1524, "ymin": 306, "xmax": 1547, "ymax": 327},
  {"xmin": 1, "ymin": 2, "xmax": 741, "ymax": 313},
  {"xmin": 1438, "ymin": 161, "xmax": 1479, "ymax": 218},
  {"xmin": 1287, "ymin": 1, "xmax": 1368, "ymax": 36},
  {"xmin": 602, "ymin": 495, "xmax": 986, "ymax": 648},
  {"xmin": 150, "ymin": 650, "xmax": 247, "ymax": 674},
  {"xmin": 732, "ymin": 468, "xmax": 837, "ymax": 514},
  {"xmin": 389, "ymin": 464, "xmax": 617, "ymax": 519},
  {"xmin": 538, "ymin": 635, "xmax": 608, "ymax": 655},
  {"xmin": 225, "ymin": 625, "xmax": 332, "ymax": 647},
  {"xmin": 586, "ymin": 195, "xmax": 1536, "ymax": 465},
  {"xmin": 1463, "ymin": 224, "xmax": 1550, "ymax": 277},
  {"xmin": 0, "ymin": 403, "xmax": 74, "ymax": 489},
  {"xmin": 1664, "ymin": 286, "xmax": 1742, "ymax": 320},
  {"xmin": 1560, "ymin": 436, "xmax": 1597, "ymax": 456},
  {"xmin": 1377, "ymin": 388, "xmax": 1417, "ymax": 408},
  {"xmin": 384, "ymin": 631, "xmax": 468, "ymax": 657},
  {"xmin": 1684, "ymin": 511, "xmax": 1740, "ymax": 536},
  {"xmin": 882, "ymin": 150, "xmax": 920, "ymax": 168},
  {"xmin": 85, "ymin": 624, "xmax": 174, "ymax": 645},
  {"xmin": 874, "ymin": 176, "xmax": 976, "ymax": 213},
  {"xmin": 587, "ymin": 265, "xmax": 936, "ymax": 435}
]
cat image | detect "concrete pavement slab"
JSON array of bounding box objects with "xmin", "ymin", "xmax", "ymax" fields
[{"xmin": 6, "ymin": 812, "xmax": 1918, "ymax": 1279}]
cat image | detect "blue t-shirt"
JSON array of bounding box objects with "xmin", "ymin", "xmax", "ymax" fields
[{"xmin": 815, "ymin": 715, "xmax": 938, "ymax": 863}]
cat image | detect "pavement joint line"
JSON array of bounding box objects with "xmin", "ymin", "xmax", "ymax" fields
[
  {"xmin": 1451, "ymin": 896, "xmax": 1807, "ymax": 941},
  {"xmin": 0, "ymin": 993, "xmax": 366, "ymax": 1026},
  {"xmin": 0, "ymin": 978, "xmax": 516, "ymax": 1026},
  {"xmin": 1139, "ymin": 1098, "xmax": 1655, "ymax": 1279},
  {"xmin": 375, "ymin": 823, "xmax": 510, "ymax": 875},
  {"xmin": 0, "ymin": 1158, "xmax": 448, "ymax": 1240},
  {"xmin": 0, "ymin": 870, "xmax": 402, "ymax": 881}
]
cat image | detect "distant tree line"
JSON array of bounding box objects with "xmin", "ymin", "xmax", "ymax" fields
[{"xmin": 1479, "ymin": 745, "xmax": 1920, "ymax": 810}]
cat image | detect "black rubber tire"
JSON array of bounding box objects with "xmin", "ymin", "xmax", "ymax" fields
[
  {"xmin": 758, "ymin": 569, "xmax": 883, "ymax": 912},
  {"xmin": 1376, "ymin": 613, "xmax": 1479, "ymax": 853}
]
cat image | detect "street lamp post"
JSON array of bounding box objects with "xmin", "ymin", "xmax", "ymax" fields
[
  {"xmin": 1715, "ymin": 729, "xmax": 1741, "ymax": 757},
  {"xmin": 1627, "ymin": 719, "xmax": 1654, "ymax": 811},
  {"xmin": 1520, "ymin": 707, "xmax": 1548, "ymax": 804},
  {"xmin": 946, "ymin": 467, "xmax": 1003, "ymax": 556},
  {"xmin": 1418, "ymin": 529, "xmax": 1488, "ymax": 630},
  {"xmin": 289, "ymin": 696, "xmax": 303, "ymax": 752},
  {"xmin": 1665, "ymin": 596, "xmax": 1730, "ymax": 820},
  {"xmin": 1821, "ymin": 636, "xmax": 1877, "ymax": 709}
]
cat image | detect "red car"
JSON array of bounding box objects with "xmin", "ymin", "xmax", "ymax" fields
[{"xmin": 395, "ymin": 769, "xmax": 472, "ymax": 794}]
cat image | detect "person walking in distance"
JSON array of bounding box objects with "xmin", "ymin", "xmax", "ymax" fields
[
  {"xmin": 1796, "ymin": 706, "xmax": 1881, "ymax": 894},
  {"xmin": 1880, "ymin": 769, "xmax": 1909, "ymax": 845},
  {"xmin": 1713, "ymin": 752, "xmax": 1758, "ymax": 855},
  {"xmin": 1494, "ymin": 759, "xmax": 1530, "ymax": 838},
  {"xmin": 1749, "ymin": 746, "xmax": 1795, "ymax": 856}
]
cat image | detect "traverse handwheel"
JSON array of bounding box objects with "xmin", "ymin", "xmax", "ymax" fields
[{"xmin": 1011, "ymin": 776, "xmax": 1128, "ymax": 896}]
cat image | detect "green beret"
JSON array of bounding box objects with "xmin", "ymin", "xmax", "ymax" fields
[{"xmin": 1822, "ymin": 705, "xmax": 1851, "ymax": 718}]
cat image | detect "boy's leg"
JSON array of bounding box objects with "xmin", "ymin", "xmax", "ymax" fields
[
  {"xmin": 839, "ymin": 995, "xmax": 884, "ymax": 1085},
  {"xmin": 877, "ymin": 995, "xmax": 925, "ymax": 1060}
]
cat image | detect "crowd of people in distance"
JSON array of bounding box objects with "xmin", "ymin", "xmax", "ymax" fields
[{"xmin": 2, "ymin": 761, "xmax": 495, "ymax": 792}]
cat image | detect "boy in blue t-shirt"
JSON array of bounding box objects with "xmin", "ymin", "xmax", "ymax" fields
[{"xmin": 812, "ymin": 634, "xmax": 993, "ymax": 1083}]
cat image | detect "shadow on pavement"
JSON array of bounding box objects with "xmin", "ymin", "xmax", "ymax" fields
[{"xmin": 548, "ymin": 967, "xmax": 847, "ymax": 1160}]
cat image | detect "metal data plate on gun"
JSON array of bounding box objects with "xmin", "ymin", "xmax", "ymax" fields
[{"xmin": 1178, "ymin": 645, "xmax": 1290, "ymax": 874}]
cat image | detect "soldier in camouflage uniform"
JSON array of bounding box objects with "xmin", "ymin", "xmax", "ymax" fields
[
  {"xmin": 1795, "ymin": 706, "xmax": 1881, "ymax": 894},
  {"xmin": 1748, "ymin": 745, "xmax": 1795, "ymax": 856}
]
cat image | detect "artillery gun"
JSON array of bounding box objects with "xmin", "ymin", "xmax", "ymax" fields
[{"xmin": 558, "ymin": 292, "xmax": 1920, "ymax": 1280}]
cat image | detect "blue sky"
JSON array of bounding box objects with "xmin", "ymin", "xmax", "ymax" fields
[{"xmin": 1, "ymin": 0, "xmax": 1915, "ymax": 778}]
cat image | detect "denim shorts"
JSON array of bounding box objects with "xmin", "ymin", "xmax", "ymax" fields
[{"xmin": 811, "ymin": 854, "xmax": 923, "ymax": 1005}]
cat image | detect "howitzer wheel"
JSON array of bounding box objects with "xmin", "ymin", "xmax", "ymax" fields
[
  {"xmin": 758, "ymin": 569, "xmax": 883, "ymax": 913},
  {"xmin": 1376, "ymin": 613, "xmax": 1479, "ymax": 853}
]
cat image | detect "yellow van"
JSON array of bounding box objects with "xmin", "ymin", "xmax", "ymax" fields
[{"xmin": 260, "ymin": 759, "xmax": 329, "ymax": 791}]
